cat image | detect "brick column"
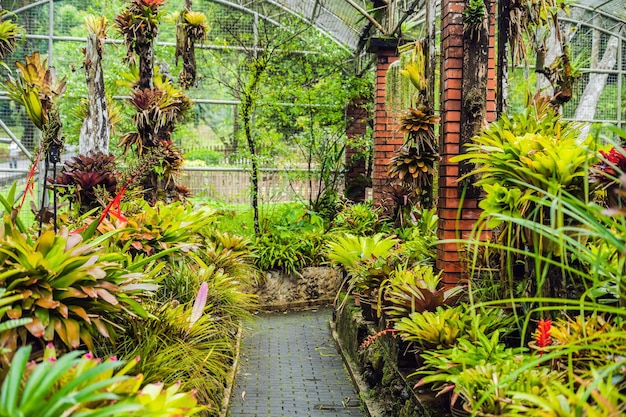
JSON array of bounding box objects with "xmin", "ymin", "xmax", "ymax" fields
[
  {"xmin": 437, "ymin": 0, "xmax": 497, "ymax": 285},
  {"xmin": 368, "ymin": 40, "xmax": 404, "ymax": 212},
  {"xmin": 345, "ymin": 100, "xmax": 370, "ymax": 202}
]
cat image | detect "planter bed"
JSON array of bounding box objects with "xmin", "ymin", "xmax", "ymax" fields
[{"xmin": 331, "ymin": 295, "xmax": 450, "ymax": 417}]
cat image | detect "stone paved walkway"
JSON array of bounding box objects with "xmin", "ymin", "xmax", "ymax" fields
[{"xmin": 228, "ymin": 308, "xmax": 365, "ymax": 417}]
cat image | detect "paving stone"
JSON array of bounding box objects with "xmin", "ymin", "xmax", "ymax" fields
[{"xmin": 229, "ymin": 308, "xmax": 364, "ymax": 417}]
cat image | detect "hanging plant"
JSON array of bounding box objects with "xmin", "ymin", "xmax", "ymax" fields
[
  {"xmin": 0, "ymin": 10, "xmax": 22, "ymax": 62},
  {"xmin": 175, "ymin": 7, "xmax": 208, "ymax": 89},
  {"xmin": 388, "ymin": 145, "xmax": 438, "ymax": 190},
  {"xmin": 398, "ymin": 103, "xmax": 440, "ymax": 153},
  {"xmin": 463, "ymin": 0, "xmax": 487, "ymax": 40}
]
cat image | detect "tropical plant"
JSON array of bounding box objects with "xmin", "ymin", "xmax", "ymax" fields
[
  {"xmin": 0, "ymin": 220, "xmax": 151, "ymax": 352},
  {"xmin": 414, "ymin": 330, "xmax": 527, "ymax": 399},
  {"xmin": 175, "ymin": 8, "xmax": 208, "ymax": 88},
  {"xmin": 547, "ymin": 313, "xmax": 626, "ymax": 371},
  {"xmin": 95, "ymin": 201, "xmax": 215, "ymax": 258},
  {"xmin": 54, "ymin": 153, "xmax": 119, "ymax": 214},
  {"xmin": 388, "ymin": 145, "xmax": 438, "ymax": 191},
  {"xmin": 0, "ymin": 10, "xmax": 21, "ymax": 62},
  {"xmin": 97, "ymin": 294, "xmax": 235, "ymax": 412},
  {"xmin": 397, "ymin": 207, "xmax": 439, "ymax": 263},
  {"xmin": 254, "ymin": 204, "xmax": 327, "ymax": 272},
  {"xmin": 326, "ymin": 233, "xmax": 399, "ymax": 272},
  {"xmin": 4, "ymin": 52, "xmax": 67, "ymax": 155},
  {"xmin": 454, "ymin": 359, "xmax": 563, "ymax": 415},
  {"xmin": 507, "ymin": 363, "xmax": 626, "ymax": 416},
  {"xmin": 380, "ymin": 264, "xmax": 464, "ymax": 321},
  {"xmin": 332, "ymin": 201, "xmax": 390, "ymax": 236},
  {"xmin": 394, "ymin": 304, "xmax": 510, "ymax": 350},
  {"xmin": 0, "ymin": 344, "xmax": 204, "ymax": 416},
  {"xmin": 398, "ymin": 104, "xmax": 440, "ymax": 152}
]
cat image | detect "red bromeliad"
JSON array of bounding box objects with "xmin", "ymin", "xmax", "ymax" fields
[
  {"xmin": 99, "ymin": 186, "xmax": 128, "ymax": 223},
  {"xmin": 534, "ymin": 317, "xmax": 552, "ymax": 357}
]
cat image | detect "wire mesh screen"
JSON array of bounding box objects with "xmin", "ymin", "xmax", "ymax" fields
[
  {"xmin": 0, "ymin": 0, "xmax": 354, "ymax": 206},
  {"xmin": 562, "ymin": 16, "xmax": 624, "ymax": 126}
]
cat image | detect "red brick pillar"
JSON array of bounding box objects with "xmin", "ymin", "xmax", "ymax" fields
[
  {"xmin": 437, "ymin": 0, "xmax": 497, "ymax": 285},
  {"xmin": 345, "ymin": 100, "xmax": 370, "ymax": 202},
  {"xmin": 368, "ymin": 40, "xmax": 404, "ymax": 212}
]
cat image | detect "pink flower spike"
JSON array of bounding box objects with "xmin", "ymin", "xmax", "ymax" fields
[
  {"xmin": 109, "ymin": 356, "xmax": 118, "ymax": 361},
  {"xmin": 84, "ymin": 352, "xmax": 94, "ymax": 359},
  {"xmin": 189, "ymin": 282, "xmax": 209, "ymax": 329}
]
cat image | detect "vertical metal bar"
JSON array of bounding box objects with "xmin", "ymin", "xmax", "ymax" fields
[
  {"xmin": 48, "ymin": 0, "xmax": 54, "ymax": 63},
  {"xmin": 618, "ymin": 37, "xmax": 623, "ymax": 128}
]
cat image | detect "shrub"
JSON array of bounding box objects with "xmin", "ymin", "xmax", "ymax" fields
[{"xmin": 184, "ymin": 149, "xmax": 223, "ymax": 166}]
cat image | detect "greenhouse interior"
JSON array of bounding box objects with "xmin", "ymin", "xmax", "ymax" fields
[{"xmin": 0, "ymin": 0, "xmax": 625, "ymax": 416}]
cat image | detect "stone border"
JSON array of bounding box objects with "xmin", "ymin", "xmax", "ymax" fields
[
  {"xmin": 330, "ymin": 318, "xmax": 385, "ymax": 417},
  {"xmin": 219, "ymin": 325, "xmax": 243, "ymax": 417}
]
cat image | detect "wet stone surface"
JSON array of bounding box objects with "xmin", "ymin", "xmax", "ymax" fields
[{"xmin": 229, "ymin": 308, "xmax": 364, "ymax": 417}]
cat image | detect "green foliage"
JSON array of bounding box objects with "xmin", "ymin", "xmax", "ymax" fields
[
  {"xmin": 332, "ymin": 201, "xmax": 391, "ymax": 236},
  {"xmin": 183, "ymin": 149, "xmax": 223, "ymax": 166},
  {"xmin": 380, "ymin": 264, "xmax": 464, "ymax": 321},
  {"xmin": 397, "ymin": 207, "xmax": 438, "ymax": 263},
  {"xmin": 414, "ymin": 330, "xmax": 529, "ymax": 397},
  {"xmin": 0, "ymin": 220, "xmax": 151, "ymax": 352},
  {"xmin": 326, "ymin": 233, "xmax": 399, "ymax": 272},
  {"xmin": 394, "ymin": 304, "xmax": 509, "ymax": 350},
  {"xmin": 0, "ymin": 344, "xmax": 204, "ymax": 416},
  {"xmin": 95, "ymin": 201, "xmax": 216, "ymax": 258},
  {"xmin": 255, "ymin": 204, "xmax": 327, "ymax": 272},
  {"xmin": 97, "ymin": 298, "xmax": 234, "ymax": 412}
]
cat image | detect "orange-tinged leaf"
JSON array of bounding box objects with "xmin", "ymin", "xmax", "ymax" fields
[
  {"xmin": 57, "ymin": 287, "xmax": 89, "ymax": 299},
  {"xmin": 35, "ymin": 298, "xmax": 60, "ymax": 309},
  {"xmin": 80, "ymin": 327, "xmax": 94, "ymax": 352},
  {"xmin": 25, "ymin": 317, "xmax": 45, "ymax": 337},
  {"xmin": 68, "ymin": 305, "xmax": 91, "ymax": 324},
  {"xmin": 64, "ymin": 318, "xmax": 81, "ymax": 349},
  {"xmin": 7, "ymin": 306, "xmax": 22, "ymax": 319},
  {"xmin": 56, "ymin": 302, "xmax": 68, "ymax": 319},
  {"xmin": 95, "ymin": 288, "xmax": 119, "ymax": 305},
  {"xmin": 54, "ymin": 318, "xmax": 70, "ymax": 347},
  {"xmin": 92, "ymin": 318, "xmax": 110, "ymax": 338},
  {"xmin": 81, "ymin": 285, "xmax": 98, "ymax": 298}
]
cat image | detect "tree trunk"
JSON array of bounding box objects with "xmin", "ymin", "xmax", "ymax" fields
[
  {"xmin": 241, "ymin": 59, "xmax": 266, "ymax": 235},
  {"xmin": 536, "ymin": 24, "xmax": 562, "ymax": 98},
  {"xmin": 459, "ymin": 0, "xmax": 490, "ymax": 198},
  {"xmin": 574, "ymin": 34, "xmax": 620, "ymax": 139},
  {"xmin": 79, "ymin": 28, "xmax": 109, "ymax": 155}
]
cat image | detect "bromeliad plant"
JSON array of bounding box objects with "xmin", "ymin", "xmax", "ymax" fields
[
  {"xmin": 0, "ymin": 219, "xmax": 151, "ymax": 353},
  {"xmin": 327, "ymin": 232, "xmax": 399, "ymax": 312},
  {"xmin": 379, "ymin": 264, "xmax": 464, "ymax": 322},
  {"xmin": 0, "ymin": 10, "xmax": 21, "ymax": 62},
  {"xmin": 0, "ymin": 344, "xmax": 204, "ymax": 416},
  {"xmin": 175, "ymin": 7, "xmax": 209, "ymax": 88},
  {"xmin": 394, "ymin": 304, "xmax": 510, "ymax": 350},
  {"xmin": 54, "ymin": 152, "xmax": 119, "ymax": 215}
]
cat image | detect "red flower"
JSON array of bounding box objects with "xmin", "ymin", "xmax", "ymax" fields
[
  {"xmin": 18, "ymin": 149, "xmax": 43, "ymax": 211},
  {"xmin": 534, "ymin": 317, "xmax": 552, "ymax": 357}
]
